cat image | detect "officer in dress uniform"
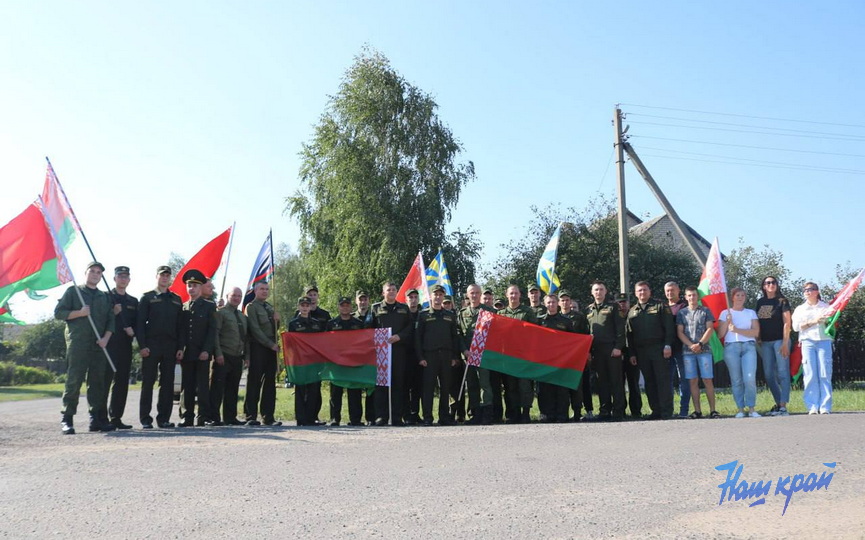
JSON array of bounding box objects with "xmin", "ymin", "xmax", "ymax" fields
[
  {"xmin": 326, "ymin": 296, "xmax": 366, "ymax": 426},
  {"xmin": 288, "ymin": 296, "xmax": 324, "ymax": 426},
  {"xmin": 584, "ymin": 281, "xmax": 627, "ymax": 421},
  {"xmin": 369, "ymin": 281, "xmax": 413, "ymax": 426},
  {"xmin": 178, "ymin": 269, "xmax": 217, "ymax": 427}
]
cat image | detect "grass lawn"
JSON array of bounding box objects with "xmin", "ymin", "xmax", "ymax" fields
[{"xmin": 3, "ymin": 382, "xmax": 863, "ymax": 422}]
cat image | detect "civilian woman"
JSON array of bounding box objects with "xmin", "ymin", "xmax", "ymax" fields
[
  {"xmin": 791, "ymin": 282, "xmax": 834, "ymax": 414},
  {"xmin": 755, "ymin": 276, "xmax": 792, "ymax": 416},
  {"xmin": 718, "ymin": 288, "xmax": 761, "ymax": 418}
]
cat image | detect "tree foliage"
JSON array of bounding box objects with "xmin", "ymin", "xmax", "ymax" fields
[
  {"xmin": 723, "ymin": 239, "xmax": 803, "ymax": 305},
  {"xmin": 17, "ymin": 319, "xmax": 67, "ymax": 360},
  {"xmin": 486, "ymin": 197, "xmax": 701, "ymax": 305},
  {"xmin": 287, "ymin": 48, "xmax": 476, "ymax": 301},
  {"xmin": 270, "ymin": 243, "xmax": 312, "ymax": 317}
]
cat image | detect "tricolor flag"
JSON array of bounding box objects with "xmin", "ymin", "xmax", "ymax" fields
[
  {"xmin": 282, "ymin": 328, "xmax": 392, "ymax": 387},
  {"xmin": 424, "ymin": 249, "xmax": 452, "ymax": 308},
  {"xmin": 396, "ymin": 252, "xmax": 430, "ymax": 306},
  {"xmin": 169, "ymin": 226, "xmax": 233, "ymax": 303},
  {"xmin": 697, "ymin": 237, "xmax": 727, "ymax": 363},
  {"xmin": 536, "ymin": 223, "xmax": 562, "ymax": 295},
  {"xmin": 244, "ymin": 230, "xmax": 274, "ymax": 307},
  {"xmin": 467, "ymin": 310, "xmax": 592, "ymax": 389},
  {"xmin": 0, "ymin": 303, "xmax": 20, "ymax": 324},
  {"xmin": 34, "ymin": 196, "xmax": 74, "ymax": 286},
  {"xmin": 823, "ymin": 267, "xmax": 864, "ymax": 339}
]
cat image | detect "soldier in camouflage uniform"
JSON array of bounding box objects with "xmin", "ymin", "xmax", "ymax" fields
[
  {"xmin": 459, "ymin": 284, "xmax": 496, "ymax": 425},
  {"xmin": 497, "ymin": 284, "xmax": 538, "ymax": 423}
]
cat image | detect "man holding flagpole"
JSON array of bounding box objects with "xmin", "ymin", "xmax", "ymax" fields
[{"xmin": 55, "ymin": 262, "xmax": 115, "ymax": 434}]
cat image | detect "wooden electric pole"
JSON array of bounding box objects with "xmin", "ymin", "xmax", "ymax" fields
[{"xmin": 614, "ymin": 107, "xmax": 630, "ymax": 297}]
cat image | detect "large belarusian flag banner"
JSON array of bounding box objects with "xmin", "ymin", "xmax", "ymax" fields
[
  {"xmin": 823, "ymin": 267, "xmax": 864, "ymax": 339},
  {"xmin": 467, "ymin": 311, "xmax": 592, "ymax": 390},
  {"xmin": 282, "ymin": 328, "xmax": 391, "ymax": 388},
  {"xmin": 42, "ymin": 160, "xmax": 82, "ymax": 250},
  {"xmin": 697, "ymin": 237, "xmax": 727, "ymax": 363},
  {"xmin": 0, "ymin": 203, "xmax": 67, "ymax": 322}
]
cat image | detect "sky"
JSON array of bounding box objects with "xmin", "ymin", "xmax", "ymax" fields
[{"xmin": 2, "ymin": 1, "xmax": 864, "ymax": 322}]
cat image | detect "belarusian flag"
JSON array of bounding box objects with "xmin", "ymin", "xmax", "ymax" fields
[
  {"xmin": 823, "ymin": 267, "xmax": 864, "ymax": 339},
  {"xmin": 281, "ymin": 328, "xmax": 391, "ymax": 387},
  {"xmin": 697, "ymin": 237, "xmax": 727, "ymax": 363},
  {"xmin": 396, "ymin": 251, "xmax": 430, "ymax": 306},
  {"xmin": 42, "ymin": 159, "xmax": 82, "ymax": 251},
  {"xmin": 169, "ymin": 226, "xmax": 233, "ymax": 303},
  {"xmin": 467, "ymin": 311, "xmax": 592, "ymax": 389},
  {"xmin": 0, "ymin": 203, "xmax": 67, "ymax": 313}
]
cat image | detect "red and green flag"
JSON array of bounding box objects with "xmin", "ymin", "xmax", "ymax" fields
[
  {"xmin": 467, "ymin": 311, "xmax": 592, "ymax": 390},
  {"xmin": 823, "ymin": 267, "xmax": 864, "ymax": 339},
  {"xmin": 42, "ymin": 160, "xmax": 81, "ymax": 251},
  {"xmin": 697, "ymin": 237, "xmax": 727, "ymax": 363},
  {"xmin": 281, "ymin": 328, "xmax": 392, "ymax": 388}
]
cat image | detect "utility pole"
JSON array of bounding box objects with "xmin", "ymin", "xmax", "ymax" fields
[{"xmin": 613, "ymin": 107, "xmax": 630, "ymax": 297}]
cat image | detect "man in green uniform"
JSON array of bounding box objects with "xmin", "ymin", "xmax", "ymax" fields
[
  {"xmin": 443, "ymin": 294, "xmax": 466, "ymax": 422},
  {"xmin": 211, "ymin": 286, "xmax": 248, "ymax": 425},
  {"xmin": 102, "ymin": 265, "xmax": 138, "ymax": 429},
  {"xmin": 626, "ymin": 281, "xmax": 675, "ymax": 419},
  {"xmin": 403, "ymin": 288, "xmax": 423, "ymax": 424},
  {"xmin": 527, "ymin": 283, "xmax": 546, "ymax": 319},
  {"xmin": 326, "ymin": 296, "xmax": 366, "ymax": 426},
  {"xmin": 416, "ymin": 285, "xmax": 461, "ymax": 425},
  {"xmin": 244, "ymin": 281, "xmax": 283, "ymax": 426},
  {"xmin": 618, "ymin": 294, "xmax": 643, "ymax": 418},
  {"xmin": 498, "ymin": 284, "xmax": 538, "ymax": 423},
  {"xmin": 482, "ymin": 288, "xmax": 495, "ymax": 309},
  {"xmin": 558, "ymin": 289, "xmax": 593, "ymax": 420},
  {"xmin": 537, "ymin": 293, "xmax": 580, "ymax": 423},
  {"xmin": 137, "ymin": 265, "xmax": 185, "ymax": 429},
  {"xmin": 584, "ymin": 281, "xmax": 626, "ymax": 421},
  {"xmin": 459, "ymin": 284, "xmax": 496, "ymax": 425},
  {"xmin": 288, "ymin": 295, "xmax": 324, "ymax": 426},
  {"xmin": 55, "ymin": 262, "xmax": 116, "ymax": 434},
  {"xmin": 353, "ymin": 289, "xmax": 371, "ymax": 321}
]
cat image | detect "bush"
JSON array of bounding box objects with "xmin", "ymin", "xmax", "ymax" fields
[
  {"xmin": 13, "ymin": 365, "xmax": 55, "ymax": 385},
  {"xmin": 0, "ymin": 362, "xmax": 55, "ymax": 385}
]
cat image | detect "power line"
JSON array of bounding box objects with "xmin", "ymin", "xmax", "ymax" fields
[
  {"xmin": 638, "ymin": 153, "xmax": 865, "ymax": 176},
  {"xmin": 629, "ymin": 135, "xmax": 865, "ymax": 159},
  {"xmin": 628, "ymin": 113, "xmax": 865, "ymax": 138},
  {"xmin": 596, "ymin": 147, "xmax": 615, "ymax": 191},
  {"xmin": 619, "ymin": 103, "xmax": 865, "ymax": 129},
  {"xmin": 638, "ymin": 146, "xmax": 865, "ymax": 172},
  {"xmin": 628, "ymin": 120, "xmax": 865, "ymax": 142}
]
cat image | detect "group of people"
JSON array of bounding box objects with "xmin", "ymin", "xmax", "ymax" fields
[{"xmin": 54, "ymin": 262, "xmax": 836, "ymax": 434}]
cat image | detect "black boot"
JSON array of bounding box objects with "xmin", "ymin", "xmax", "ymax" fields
[
  {"xmin": 521, "ymin": 407, "xmax": 532, "ymax": 424},
  {"xmin": 61, "ymin": 415, "xmax": 75, "ymax": 435}
]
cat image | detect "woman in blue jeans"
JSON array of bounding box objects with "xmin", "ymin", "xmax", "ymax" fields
[
  {"xmin": 755, "ymin": 276, "xmax": 792, "ymax": 416},
  {"xmin": 791, "ymin": 282, "xmax": 834, "ymax": 414},
  {"xmin": 718, "ymin": 288, "xmax": 761, "ymax": 418}
]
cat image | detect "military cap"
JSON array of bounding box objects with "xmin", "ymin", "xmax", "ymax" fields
[
  {"xmin": 355, "ymin": 289, "xmax": 368, "ymax": 298},
  {"xmin": 527, "ymin": 283, "xmax": 540, "ymax": 292},
  {"xmin": 86, "ymin": 261, "xmax": 105, "ymax": 272},
  {"xmin": 182, "ymin": 269, "xmax": 207, "ymax": 284},
  {"xmin": 493, "ymin": 298, "xmax": 505, "ymax": 308},
  {"xmin": 298, "ymin": 296, "xmax": 312, "ymax": 305},
  {"xmin": 616, "ymin": 293, "xmax": 628, "ymax": 302},
  {"xmin": 430, "ymin": 284, "xmax": 446, "ymax": 294},
  {"xmin": 338, "ymin": 296, "xmax": 352, "ymax": 305},
  {"xmin": 483, "ymin": 288, "xmax": 493, "ymax": 295},
  {"xmin": 443, "ymin": 295, "xmax": 453, "ymax": 303},
  {"xmin": 156, "ymin": 265, "xmax": 172, "ymax": 275},
  {"xmin": 407, "ymin": 288, "xmax": 420, "ymax": 296},
  {"xmin": 114, "ymin": 266, "xmax": 130, "ymax": 276},
  {"xmin": 557, "ymin": 289, "xmax": 571, "ymax": 298},
  {"xmin": 304, "ymin": 284, "xmax": 319, "ymax": 294}
]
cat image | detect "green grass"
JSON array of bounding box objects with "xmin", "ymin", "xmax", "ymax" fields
[{"xmin": 2, "ymin": 382, "xmax": 863, "ymax": 421}]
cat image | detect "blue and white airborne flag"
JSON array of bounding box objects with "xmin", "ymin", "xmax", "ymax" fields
[
  {"xmin": 536, "ymin": 223, "xmax": 562, "ymax": 295},
  {"xmin": 243, "ymin": 230, "xmax": 274, "ymax": 307},
  {"xmin": 424, "ymin": 249, "xmax": 453, "ymax": 308}
]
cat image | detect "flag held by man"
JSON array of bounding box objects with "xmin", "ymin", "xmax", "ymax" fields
[{"xmin": 697, "ymin": 237, "xmax": 727, "ymax": 363}]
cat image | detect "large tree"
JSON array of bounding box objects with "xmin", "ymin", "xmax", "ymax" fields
[
  {"xmin": 287, "ymin": 48, "xmax": 476, "ymax": 299},
  {"xmin": 486, "ymin": 197, "xmax": 701, "ymax": 304}
]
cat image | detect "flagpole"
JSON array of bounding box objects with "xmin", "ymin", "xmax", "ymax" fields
[
  {"xmin": 218, "ymin": 222, "xmax": 236, "ymax": 298},
  {"xmin": 456, "ymin": 362, "xmax": 469, "ymax": 401},
  {"xmin": 37, "ymin": 195, "xmax": 116, "ymax": 373}
]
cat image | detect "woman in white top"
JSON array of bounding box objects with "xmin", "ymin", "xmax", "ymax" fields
[
  {"xmin": 717, "ymin": 288, "xmax": 761, "ymax": 418},
  {"xmin": 791, "ymin": 282, "xmax": 834, "ymax": 414}
]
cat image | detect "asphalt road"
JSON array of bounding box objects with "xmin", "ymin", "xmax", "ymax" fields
[{"xmin": 1, "ymin": 392, "xmax": 863, "ymax": 539}]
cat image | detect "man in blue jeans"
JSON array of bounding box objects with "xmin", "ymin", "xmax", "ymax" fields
[
  {"xmin": 675, "ymin": 286, "xmax": 718, "ymax": 418},
  {"xmin": 664, "ymin": 282, "xmax": 690, "ymax": 417}
]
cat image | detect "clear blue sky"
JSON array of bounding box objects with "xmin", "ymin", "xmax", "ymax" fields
[{"xmin": 2, "ymin": 1, "xmax": 863, "ymax": 321}]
